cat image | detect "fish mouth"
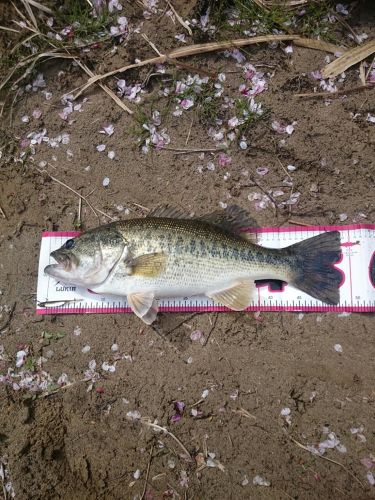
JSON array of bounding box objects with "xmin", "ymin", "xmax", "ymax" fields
[{"xmin": 44, "ymin": 250, "xmax": 76, "ymax": 277}]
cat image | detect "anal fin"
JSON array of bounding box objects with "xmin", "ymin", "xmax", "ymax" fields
[
  {"xmin": 127, "ymin": 292, "xmax": 158, "ymax": 324},
  {"xmin": 206, "ymin": 280, "xmax": 255, "ymax": 311}
]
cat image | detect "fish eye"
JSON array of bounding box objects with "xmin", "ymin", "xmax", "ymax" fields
[{"xmin": 65, "ymin": 239, "xmax": 75, "ymax": 250}]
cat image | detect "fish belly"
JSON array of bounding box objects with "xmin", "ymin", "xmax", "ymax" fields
[{"xmin": 91, "ymin": 251, "xmax": 282, "ymax": 299}]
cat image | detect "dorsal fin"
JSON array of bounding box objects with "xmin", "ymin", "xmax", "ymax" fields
[
  {"xmin": 147, "ymin": 205, "xmax": 191, "ymax": 219},
  {"xmin": 198, "ymin": 205, "xmax": 258, "ymax": 235},
  {"xmin": 147, "ymin": 204, "xmax": 257, "ymax": 237}
]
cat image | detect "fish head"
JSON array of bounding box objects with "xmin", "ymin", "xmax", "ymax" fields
[{"xmin": 44, "ymin": 226, "xmax": 125, "ymax": 287}]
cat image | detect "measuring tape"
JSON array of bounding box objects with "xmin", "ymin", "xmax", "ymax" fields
[{"xmin": 36, "ymin": 224, "xmax": 375, "ymax": 315}]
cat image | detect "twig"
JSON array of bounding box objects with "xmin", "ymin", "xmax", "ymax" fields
[
  {"xmin": 142, "ymin": 33, "xmax": 162, "ymax": 56},
  {"xmin": 322, "ymin": 39, "xmax": 375, "ymax": 79},
  {"xmin": 165, "ymin": 0, "xmax": 192, "ymax": 36},
  {"xmin": 165, "ymin": 313, "xmax": 200, "ymax": 336},
  {"xmin": 20, "ymin": 0, "xmax": 38, "ymax": 29},
  {"xmin": 295, "ymin": 82, "xmax": 375, "ymax": 98},
  {"xmin": 140, "ymin": 444, "xmax": 154, "ymax": 500},
  {"xmin": 141, "ymin": 419, "xmax": 193, "ymax": 461},
  {"xmin": 288, "ymin": 435, "xmax": 365, "ymax": 489},
  {"xmin": 203, "ymin": 312, "xmax": 219, "ymax": 346},
  {"xmin": 0, "ymin": 25, "xmax": 20, "ymax": 33},
  {"xmin": 0, "ymin": 204, "xmax": 7, "ymax": 219},
  {"xmin": 162, "ymin": 146, "xmax": 224, "ymax": 153},
  {"xmin": 72, "ymin": 35, "xmax": 343, "ymax": 99},
  {"xmin": 332, "ymin": 12, "xmax": 359, "ymax": 45},
  {"xmin": 0, "ymin": 461, "xmax": 7, "ymax": 500},
  {"xmin": 359, "ymin": 61, "xmax": 366, "ymax": 86},
  {"xmin": 78, "ymin": 193, "xmax": 82, "ymax": 227},
  {"xmin": 365, "ymin": 56, "xmax": 375, "ymax": 81},
  {"xmin": 276, "ymin": 157, "xmax": 292, "ymax": 181},
  {"xmin": 0, "ymin": 302, "xmax": 16, "ymax": 333},
  {"xmin": 232, "ymin": 408, "xmax": 256, "ymax": 419},
  {"xmin": 165, "ymin": 55, "xmax": 217, "ymax": 79},
  {"xmin": 74, "ymin": 59, "xmax": 134, "ymax": 115},
  {"xmin": 38, "ymin": 168, "xmax": 115, "ymax": 222},
  {"xmin": 23, "ymin": 0, "xmax": 53, "ymax": 14},
  {"xmin": 185, "ymin": 117, "xmax": 194, "ymax": 146},
  {"xmin": 288, "ymin": 219, "xmax": 310, "ymax": 227},
  {"xmin": 249, "ymin": 176, "xmax": 279, "ymax": 214}
]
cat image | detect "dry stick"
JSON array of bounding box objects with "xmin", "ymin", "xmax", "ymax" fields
[
  {"xmin": 295, "ymin": 82, "xmax": 375, "ymax": 98},
  {"xmin": 289, "ymin": 435, "xmax": 365, "ymax": 489},
  {"xmin": 162, "ymin": 146, "xmax": 223, "ymax": 153},
  {"xmin": 38, "ymin": 169, "xmax": 115, "ymax": 222},
  {"xmin": 141, "ymin": 420, "xmax": 193, "ymax": 461},
  {"xmin": 165, "ymin": 0, "xmax": 192, "ymax": 36},
  {"xmin": 140, "ymin": 444, "xmax": 154, "ymax": 500},
  {"xmin": 11, "ymin": 32, "xmax": 39, "ymax": 54},
  {"xmin": 142, "ymin": 33, "xmax": 162, "ymax": 56},
  {"xmin": 165, "ymin": 55, "xmax": 217, "ymax": 79},
  {"xmin": 20, "ymin": 0, "xmax": 38, "ymax": 29},
  {"xmin": 78, "ymin": 193, "xmax": 82, "ymax": 228},
  {"xmin": 322, "ymin": 39, "xmax": 375, "ymax": 79},
  {"xmin": 0, "ymin": 25, "xmax": 20, "ymax": 33},
  {"xmin": 249, "ymin": 176, "xmax": 279, "ymax": 214},
  {"xmin": 365, "ymin": 56, "xmax": 375, "ymax": 81},
  {"xmin": 72, "ymin": 35, "xmax": 343, "ymax": 100},
  {"xmin": 333, "ymin": 12, "xmax": 360, "ymax": 45},
  {"xmin": 0, "ymin": 204, "xmax": 7, "ymax": 219},
  {"xmin": 288, "ymin": 219, "xmax": 310, "ymax": 227},
  {"xmin": 0, "ymin": 302, "xmax": 16, "ymax": 332},
  {"xmin": 74, "ymin": 59, "xmax": 134, "ymax": 115},
  {"xmin": 185, "ymin": 116, "xmax": 194, "ymax": 146},
  {"xmin": 0, "ymin": 461, "xmax": 7, "ymax": 500},
  {"xmin": 23, "ymin": 0, "xmax": 54, "ymax": 14}
]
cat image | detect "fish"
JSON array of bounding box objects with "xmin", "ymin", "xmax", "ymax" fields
[{"xmin": 44, "ymin": 205, "xmax": 342, "ymax": 324}]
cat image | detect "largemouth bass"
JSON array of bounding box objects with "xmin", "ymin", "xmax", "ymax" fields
[{"xmin": 44, "ymin": 206, "xmax": 342, "ymax": 324}]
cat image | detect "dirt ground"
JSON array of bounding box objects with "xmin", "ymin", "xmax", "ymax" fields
[{"xmin": 1, "ymin": 1, "xmax": 375, "ymax": 499}]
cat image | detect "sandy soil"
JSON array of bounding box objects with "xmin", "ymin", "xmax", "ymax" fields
[{"xmin": 1, "ymin": 1, "xmax": 375, "ymax": 499}]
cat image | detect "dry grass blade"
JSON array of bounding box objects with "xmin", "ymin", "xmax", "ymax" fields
[
  {"xmin": 257, "ymin": 0, "xmax": 308, "ymax": 7},
  {"xmin": 165, "ymin": 0, "xmax": 192, "ymax": 36},
  {"xmin": 0, "ymin": 25, "xmax": 20, "ymax": 33},
  {"xmin": 73, "ymin": 35, "xmax": 342, "ymax": 100},
  {"xmin": 295, "ymin": 82, "xmax": 375, "ymax": 98},
  {"xmin": 140, "ymin": 444, "xmax": 154, "ymax": 500},
  {"xmin": 20, "ymin": 0, "xmax": 38, "ymax": 29},
  {"xmin": 74, "ymin": 59, "xmax": 134, "ymax": 115},
  {"xmin": 0, "ymin": 51, "xmax": 74, "ymax": 92},
  {"xmin": 24, "ymin": 0, "xmax": 53, "ymax": 14},
  {"xmin": 294, "ymin": 38, "xmax": 345, "ymax": 54},
  {"xmin": 289, "ymin": 435, "xmax": 365, "ymax": 489},
  {"xmin": 322, "ymin": 39, "xmax": 375, "ymax": 79},
  {"xmin": 38, "ymin": 168, "xmax": 115, "ymax": 222},
  {"xmin": 10, "ymin": 32, "xmax": 39, "ymax": 54},
  {"xmin": 141, "ymin": 418, "xmax": 193, "ymax": 461}
]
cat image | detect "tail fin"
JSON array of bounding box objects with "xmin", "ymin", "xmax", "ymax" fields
[{"xmin": 288, "ymin": 231, "xmax": 342, "ymax": 305}]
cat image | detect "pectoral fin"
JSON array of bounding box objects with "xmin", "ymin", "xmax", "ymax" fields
[
  {"xmin": 206, "ymin": 280, "xmax": 255, "ymax": 311},
  {"xmin": 126, "ymin": 252, "xmax": 167, "ymax": 278},
  {"xmin": 127, "ymin": 292, "xmax": 158, "ymax": 324}
]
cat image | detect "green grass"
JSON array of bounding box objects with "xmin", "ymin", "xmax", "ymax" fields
[
  {"xmin": 197, "ymin": 0, "xmax": 338, "ymax": 42},
  {"xmin": 234, "ymin": 96, "xmax": 267, "ymax": 135},
  {"xmin": 55, "ymin": 1, "xmax": 111, "ymax": 40}
]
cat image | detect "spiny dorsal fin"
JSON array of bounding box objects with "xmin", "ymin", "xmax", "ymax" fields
[
  {"xmin": 147, "ymin": 205, "xmax": 192, "ymax": 219},
  {"xmin": 126, "ymin": 252, "xmax": 167, "ymax": 277},
  {"xmin": 198, "ymin": 205, "xmax": 258, "ymax": 235},
  {"xmin": 206, "ymin": 280, "xmax": 255, "ymax": 311},
  {"xmin": 147, "ymin": 204, "xmax": 257, "ymax": 237}
]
